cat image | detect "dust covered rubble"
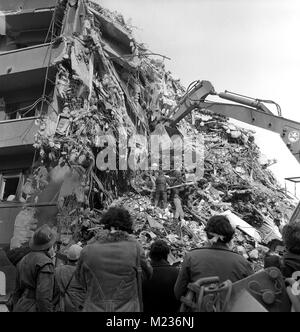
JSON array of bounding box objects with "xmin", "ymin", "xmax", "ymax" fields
[{"xmin": 16, "ymin": 1, "xmax": 296, "ymax": 270}]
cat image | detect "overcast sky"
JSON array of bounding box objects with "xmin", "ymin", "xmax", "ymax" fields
[{"xmin": 98, "ymin": 0, "xmax": 300, "ymax": 195}]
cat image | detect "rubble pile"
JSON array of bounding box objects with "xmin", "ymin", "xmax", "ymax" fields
[
  {"xmin": 21, "ymin": 1, "xmax": 296, "ymax": 268},
  {"xmin": 183, "ymin": 111, "xmax": 295, "ymax": 234},
  {"xmin": 106, "ymin": 107, "xmax": 296, "ymax": 269},
  {"xmin": 32, "ymin": 0, "xmax": 185, "ymax": 205},
  {"xmin": 14, "ymin": 0, "xmax": 183, "ymax": 245},
  {"xmin": 107, "ymin": 192, "xmax": 272, "ymax": 271}
]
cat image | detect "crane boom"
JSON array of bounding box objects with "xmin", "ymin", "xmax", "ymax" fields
[
  {"xmin": 169, "ymin": 80, "xmax": 300, "ymax": 164},
  {"xmin": 197, "ymin": 101, "xmax": 300, "ymax": 163},
  {"xmin": 166, "ymin": 79, "xmax": 300, "ymax": 223},
  {"xmin": 168, "ymin": 80, "xmax": 216, "ymax": 124}
]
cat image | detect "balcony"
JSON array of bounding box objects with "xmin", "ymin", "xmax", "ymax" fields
[
  {"xmin": 0, "ymin": 42, "xmax": 65, "ymax": 93},
  {"xmin": 0, "ymin": 43, "xmax": 52, "ymax": 75},
  {"xmin": 0, "ymin": 0, "xmax": 58, "ymax": 13},
  {"xmin": 0, "ymin": 117, "xmax": 39, "ymax": 150}
]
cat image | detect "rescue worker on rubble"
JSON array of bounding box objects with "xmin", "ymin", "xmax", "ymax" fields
[
  {"xmin": 173, "ymin": 193, "xmax": 185, "ymax": 221},
  {"xmin": 174, "ymin": 215, "xmax": 254, "ymax": 300},
  {"xmin": 154, "ymin": 170, "xmax": 168, "ymax": 209},
  {"xmin": 264, "ymin": 222, "xmax": 300, "ymax": 278},
  {"xmin": 75, "ymin": 207, "xmax": 153, "ymax": 312},
  {"xmin": 13, "ymin": 225, "xmax": 59, "ymax": 312},
  {"xmin": 142, "ymin": 240, "xmax": 180, "ymax": 312},
  {"xmin": 55, "ymin": 244, "xmax": 86, "ymax": 312},
  {"xmin": 171, "ymin": 170, "xmax": 185, "ymax": 221}
]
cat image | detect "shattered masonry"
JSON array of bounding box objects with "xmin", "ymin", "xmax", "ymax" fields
[{"xmin": 2, "ymin": 0, "xmax": 296, "ymax": 269}]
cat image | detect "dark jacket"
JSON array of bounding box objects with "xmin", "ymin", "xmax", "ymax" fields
[
  {"xmin": 156, "ymin": 175, "xmax": 167, "ymax": 191},
  {"xmin": 174, "ymin": 244, "xmax": 254, "ymax": 300},
  {"xmin": 55, "ymin": 264, "xmax": 86, "ymax": 312},
  {"xmin": 265, "ymin": 251, "xmax": 300, "ymax": 278},
  {"xmin": 13, "ymin": 251, "xmax": 58, "ymax": 312},
  {"xmin": 282, "ymin": 251, "xmax": 300, "ymax": 277},
  {"xmin": 142, "ymin": 259, "xmax": 180, "ymax": 312},
  {"xmin": 76, "ymin": 230, "xmax": 153, "ymax": 312}
]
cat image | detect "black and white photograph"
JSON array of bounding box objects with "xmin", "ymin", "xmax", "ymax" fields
[{"xmin": 0, "ymin": 0, "xmax": 300, "ymax": 318}]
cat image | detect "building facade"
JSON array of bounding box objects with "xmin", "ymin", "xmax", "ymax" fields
[{"xmin": 0, "ymin": 0, "xmax": 148, "ymax": 248}]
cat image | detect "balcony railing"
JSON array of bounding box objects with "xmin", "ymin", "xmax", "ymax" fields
[
  {"xmin": 0, "ymin": 41, "xmax": 65, "ymax": 94},
  {"xmin": 0, "ymin": 0, "xmax": 58, "ymax": 14},
  {"xmin": 0, "ymin": 116, "xmax": 39, "ymax": 149},
  {"xmin": 0, "ymin": 42, "xmax": 64, "ymax": 76}
]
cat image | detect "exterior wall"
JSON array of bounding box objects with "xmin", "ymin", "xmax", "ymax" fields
[
  {"xmin": 0, "ymin": 118, "xmax": 39, "ymax": 149},
  {"xmin": 0, "ymin": 152, "xmax": 34, "ymax": 171},
  {"xmin": 0, "ymin": 0, "xmax": 141, "ymax": 249},
  {"xmin": 0, "ymin": 2, "xmax": 66, "ymax": 166},
  {"xmin": 0, "ymin": 0, "xmax": 58, "ymax": 13}
]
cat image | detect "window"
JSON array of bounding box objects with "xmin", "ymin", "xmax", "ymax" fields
[
  {"xmin": 0, "ymin": 173, "xmax": 22, "ymax": 201},
  {"xmin": 5, "ymin": 101, "xmax": 38, "ymax": 120}
]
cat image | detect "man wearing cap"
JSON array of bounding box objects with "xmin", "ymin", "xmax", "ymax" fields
[
  {"xmin": 13, "ymin": 225, "xmax": 58, "ymax": 312},
  {"xmin": 55, "ymin": 244, "xmax": 86, "ymax": 312}
]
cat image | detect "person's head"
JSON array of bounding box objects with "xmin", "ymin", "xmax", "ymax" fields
[
  {"xmin": 29, "ymin": 224, "xmax": 57, "ymax": 255},
  {"xmin": 282, "ymin": 223, "xmax": 300, "ymax": 255},
  {"xmin": 101, "ymin": 207, "xmax": 133, "ymax": 234},
  {"xmin": 67, "ymin": 244, "xmax": 83, "ymax": 264},
  {"xmin": 153, "ymin": 170, "xmax": 159, "ymax": 177},
  {"xmin": 149, "ymin": 240, "xmax": 170, "ymax": 261},
  {"xmin": 204, "ymin": 215, "xmax": 235, "ymax": 245},
  {"xmin": 174, "ymin": 170, "xmax": 181, "ymax": 178}
]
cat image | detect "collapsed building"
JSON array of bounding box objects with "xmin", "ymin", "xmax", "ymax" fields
[{"xmin": 0, "ymin": 0, "xmax": 297, "ymax": 268}]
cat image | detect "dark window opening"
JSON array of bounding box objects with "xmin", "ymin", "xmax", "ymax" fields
[
  {"xmin": 1, "ymin": 177, "xmax": 20, "ymax": 201},
  {"xmin": 0, "ymin": 2, "xmax": 67, "ymax": 53},
  {"xmin": 5, "ymin": 101, "xmax": 38, "ymax": 120}
]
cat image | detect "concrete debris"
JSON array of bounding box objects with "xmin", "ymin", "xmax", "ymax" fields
[
  {"xmin": 249, "ymin": 249, "xmax": 259, "ymax": 260},
  {"xmin": 13, "ymin": 1, "xmax": 296, "ymax": 269}
]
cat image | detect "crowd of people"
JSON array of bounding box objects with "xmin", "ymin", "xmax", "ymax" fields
[{"xmin": 1, "ymin": 207, "xmax": 300, "ymax": 312}]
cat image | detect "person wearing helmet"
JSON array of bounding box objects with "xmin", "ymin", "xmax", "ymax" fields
[
  {"xmin": 13, "ymin": 225, "xmax": 58, "ymax": 312},
  {"xmin": 55, "ymin": 244, "xmax": 86, "ymax": 312}
]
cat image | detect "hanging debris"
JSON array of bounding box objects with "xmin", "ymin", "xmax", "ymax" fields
[{"xmin": 10, "ymin": 0, "xmax": 296, "ymax": 271}]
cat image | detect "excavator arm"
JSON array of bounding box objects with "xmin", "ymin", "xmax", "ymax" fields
[
  {"xmin": 167, "ymin": 79, "xmax": 300, "ymax": 223},
  {"xmin": 197, "ymin": 101, "xmax": 300, "ymax": 163},
  {"xmin": 167, "ymin": 80, "xmax": 216, "ymax": 125},
  {"xmin": 168, "ymin": 80, "xmax": 300, "ymax": 164}
]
